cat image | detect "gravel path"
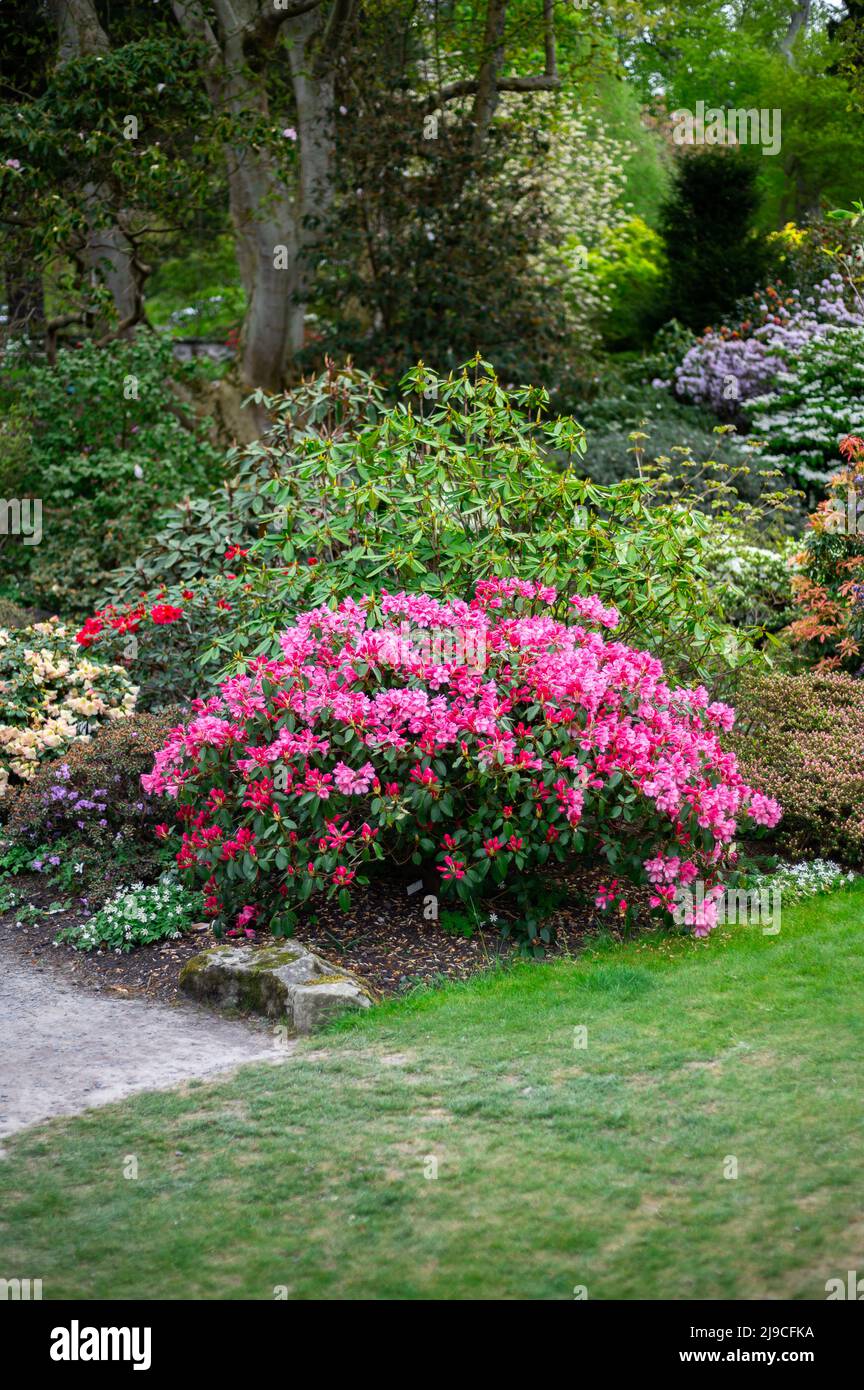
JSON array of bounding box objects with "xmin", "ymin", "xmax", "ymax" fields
[{"xmin": 0, "ymin": 955, "xmax": 293, "ymax": 1141}]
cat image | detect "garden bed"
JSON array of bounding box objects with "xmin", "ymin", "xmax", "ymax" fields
[{"xmin": 0, "ymin": 870, "xmax": 617, "ymax": 1005}]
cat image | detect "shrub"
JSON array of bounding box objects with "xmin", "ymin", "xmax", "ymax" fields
[
  {"xmin": 732, "ymin": 670, "xmax": 864, "ymax": 863},
  {"xmin": 744, "ymin": 858, "xmax": 853, "ymax": 906},
  {"xmin": 6, "ymin": 709, "xmax": 181, "ymax": 902},
  {"xmin": 143, "ymin": 579, "xmax": 780, "ymax": 942},
  {"xmin": 672, "ymin": 275, "xmax": 864, "ymax": 424},
  {"xmin": 308, "ymin": 67, "xmax": 631, "ymax": 382},
  {"xmin": 74, "ymin": 567, "xmax": 323, "ymax": 710},
  {"xmin": 3, "ymin": 332, "xmax": 222, "ymax": 615},
  {"xmin": 768, "ymin": 213, "xmax": 864, "ymax": 301},
  {"xmin": 744, "ymin": 325, "xmax": 864, "ymax": 489},
  {"xmin": 252, "ymin": 358, "xmax": 770, "ymax": 682},
  {"xmin": 0, "ymin": 618, "xmax": 137, "ymax": 797},
  {"xmin": 55, "ymin": 874, "xmax": 199, "ymax": 953},
  {"xmin": 702, "ymin": 526, "xmax": 798, "ymax": 634},
  {"xmin": 656, "ymin": 153, "xmax": 768, "ymax": 332},
  {"xmin": 78, "ymin": 361, "xmax": 804, "ymax": 715},
  {"xmin": 578, "ymin": 366, "xmax": 749, "ymax": 487},
  {"xmin": 105, "ymin": 359, "xmax": 382, "ymax": 600},
  {"xmin": 589, "ymin": 216, "xmax": 666, "ymax": 350},
  {"xmin": 0, "ymin": 597, "xmax": 35, "ymax": 629},
  {"xmin": 787, "ymin": 435, "xmax": 864, "ymax": 672}
]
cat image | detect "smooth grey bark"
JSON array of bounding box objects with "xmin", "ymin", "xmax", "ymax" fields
[
  {"xmin": 780, "ymin": 1, "xmax": 812, "ymax": 67},
  {"xmin": 172, "ymin": 0, "xmax": 339, "ymax": 392}
]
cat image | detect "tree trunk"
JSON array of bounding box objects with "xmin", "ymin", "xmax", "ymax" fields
[
  {"xmin": 49, "ymin": 0, "xmax": 142, "ymax": 332},
  {"xmin": 173, "ymin": 0, "xmax": 337, "ymax": 392},
  {"xmin": 4, "ymin": 259, "xmax": 45, "ymax": 341},
  {"xmin": 287, "ymin": 8, "xmax": 336, "ymax": 356}
]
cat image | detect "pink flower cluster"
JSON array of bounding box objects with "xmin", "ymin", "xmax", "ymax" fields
[{"xmin": 143, "ymin": 579, "xmax": 781, "ymax": 937}]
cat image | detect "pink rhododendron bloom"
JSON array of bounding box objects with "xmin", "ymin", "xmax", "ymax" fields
[{"xmin": 144, "ymin": 579, "xmax": 781, "ymax": 939}]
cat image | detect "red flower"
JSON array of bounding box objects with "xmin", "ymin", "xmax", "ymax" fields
[
  {"xmin": 75, "ymin": 616, "xmax": 103, "ymax": 646},
  {"xmin": 151, "ymin": 603, "xmax": 183, "ymax": 625},
  {"xmin": 438, "ymin": 855, "xmax": 466, "ymax": 881}
]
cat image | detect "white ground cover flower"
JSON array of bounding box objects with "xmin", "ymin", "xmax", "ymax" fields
[
  {"xmin": 747, "ymin": 859, "xmax": 853, "ymax": 905},
  {"xmin": 54, "ymin": 874, "xmax": 200, "ymax": 953}
]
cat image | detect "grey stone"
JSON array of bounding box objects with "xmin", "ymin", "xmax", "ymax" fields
[{"xmin": 179, "ymin": 942, "xmax": 374, "ymax": 1032}]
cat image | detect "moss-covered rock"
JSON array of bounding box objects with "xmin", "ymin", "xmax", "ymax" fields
[{"xmin": 179, "ymin": 942, "xmax": 375, "ymax": 1033}]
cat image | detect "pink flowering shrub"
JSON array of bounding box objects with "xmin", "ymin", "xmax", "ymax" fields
[{"xmin": 143, "ymin": 580, "xmax": 781, "ymax": 941}]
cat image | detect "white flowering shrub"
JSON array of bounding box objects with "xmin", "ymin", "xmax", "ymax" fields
[
  {"xmin": 702, "ymin": 528, "xmax": 799, "ymax": 633},
  {"xmin": 0, "ymin": 617, "xmax": 137, "ymax": 795},
  {"xmin": 55, "ymin": 874, "xmax": 199, "ymax": 953},
  {"xmin": 500, "ymin": 97, "xmax": 633, "ymax": 356},
  {"xmin": 743, "ymin": 327, "xmax": 864, "ymax": 487}
]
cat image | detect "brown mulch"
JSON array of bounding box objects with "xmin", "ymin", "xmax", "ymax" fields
[{"xmin": 0, "ymin": 867, "xmax": 632, "ymax": 1005}]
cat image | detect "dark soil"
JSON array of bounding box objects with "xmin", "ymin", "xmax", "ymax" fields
[
  {"xmin": 0, "ymin": 876, "xmax": 213, "ymax": 1005},
  {"xmin": 0, "ymin": 867, "xmax": 625, "ymax": 1004}
]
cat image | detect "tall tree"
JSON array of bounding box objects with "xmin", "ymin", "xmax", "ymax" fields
[{"xmin": 2, "ymin": 1, "xmax": 568, "ymax": 388}]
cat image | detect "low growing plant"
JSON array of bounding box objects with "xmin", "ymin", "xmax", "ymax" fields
[
  {"xmin": 55, "ymin": 874, "xmax": 199, "ymax": 953},
  {"xmin": 6, "ymin": 710, "xmax": 180, "ymax": 901},
  {"xmin": 743, "ymin": 858, "xmax": 854, "ymax": 906},
  {"xmin": 732, "ymin": 669, "xmax": 864, "ymax": 864}
]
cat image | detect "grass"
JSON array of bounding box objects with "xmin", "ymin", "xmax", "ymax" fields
[{"xmin": 2, "ymin": 885, "xmax": 863, "ymax": 1300}]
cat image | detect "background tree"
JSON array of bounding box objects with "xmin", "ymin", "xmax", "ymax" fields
[
  {"xmin": 656, "ymin": 151, "xmax": 768, "ymax": 330},
  {"xmin": 2, "ymin": 0, "xmax": 588, "ymax": 390}
]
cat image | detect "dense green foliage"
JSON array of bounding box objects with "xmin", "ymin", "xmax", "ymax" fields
[
  {"xmin": 657, "ymin": 154, "xmax": 768, "ymax": 331},
  {"xmin": 1, "ymin": 334, "xmax": 220, "ymax": 614}
]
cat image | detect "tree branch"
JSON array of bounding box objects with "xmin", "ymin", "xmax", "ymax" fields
[
  {"xmin": 171, "ymin": 0, "xmax": 222, "ymax": 67},
  {"xmin": 242, "ymin": 0, "xmax": 325, "ymax": 59},
  {"xmin": 419, "ymin": 0, "xmax": 560, "ymax": 120},
  {"xmin": 780, "ymin": 0, "xmax": 812, "ymax": 68},
  {"xmin": 543, "ymin": 0, "xmax": 557, "ymax": 80},
  {"xmin": 313, "ymin": 0, "xmax": 357, "ymax": 75}
]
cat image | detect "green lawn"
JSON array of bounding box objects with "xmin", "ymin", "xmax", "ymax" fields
[{"xmin": 2, "ymin": 886, "xmax": 864, "ymax": 1300}]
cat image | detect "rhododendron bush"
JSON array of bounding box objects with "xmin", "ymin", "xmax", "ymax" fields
[
  {"xmin": 143, "ymin": 581, "xmax": 781, "ymax": 941},
  {"xmin": 75, "ymin": 568, "xmax": 320, "ymax": 711},
  {"xmin": 0, "ymin": 618, "xmax": 137, "ymax": 797}
]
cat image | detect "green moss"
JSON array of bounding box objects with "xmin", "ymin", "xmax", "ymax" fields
[
  {"xmin": 178, "ymin": 957, "xmax": 207, "ymax": 982},
  {"xmin": 247, "ymin": 947, "xmax": 303, "ymax": 971}
]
